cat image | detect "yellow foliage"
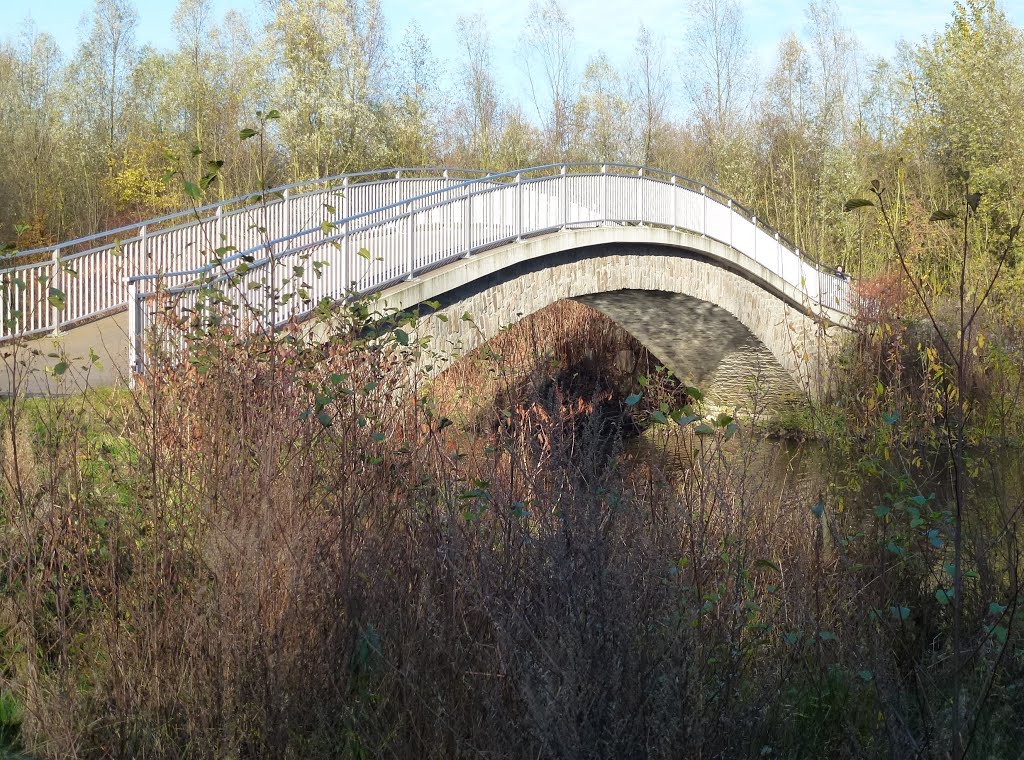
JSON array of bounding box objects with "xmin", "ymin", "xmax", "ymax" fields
[{"xmin": 103, "ymin": 143, "xmax": 176, "ymax": 215}]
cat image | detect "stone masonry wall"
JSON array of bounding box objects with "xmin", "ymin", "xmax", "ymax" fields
[{"xmin": 410, "ymin": 245, "xmax": 838, "ymax": 399}]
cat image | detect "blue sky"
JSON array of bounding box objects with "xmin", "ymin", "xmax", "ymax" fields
[{"xmin": 2, "ymin": 0, "xmax": 1022, "ymax": 100}]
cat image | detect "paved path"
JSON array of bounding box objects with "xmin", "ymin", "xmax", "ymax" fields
[{"xmin": 1, "ymin": 313, "xmax": 129, "ymax": 396}]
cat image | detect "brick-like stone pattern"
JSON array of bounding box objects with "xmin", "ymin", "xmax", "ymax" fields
[{"xmin": 411, "ymin": 245, "xmax": 838, "ymax": 400}]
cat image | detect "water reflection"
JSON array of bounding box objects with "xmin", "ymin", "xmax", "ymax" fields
[{"xmin": 628, "ymin": 428, "xmax": 827, "ymax": 506}]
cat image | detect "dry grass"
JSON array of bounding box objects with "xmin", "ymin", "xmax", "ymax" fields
[{"xmin": 0, "ymin": 297, "xmax": 1021, "ymax": 759}]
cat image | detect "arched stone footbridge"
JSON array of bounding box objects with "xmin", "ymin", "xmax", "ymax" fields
[
  {"xmin": 369, "ymin": 227, "xmax": 845, "ymax": 400},
  {"xmin": 0, "ymin": 164, "xmax": 852, "ymax": 396}
]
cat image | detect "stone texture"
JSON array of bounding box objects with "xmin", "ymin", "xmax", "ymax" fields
[{"xmin": 406, "ymin": 244, "xmax": 842, "ymax": 400}]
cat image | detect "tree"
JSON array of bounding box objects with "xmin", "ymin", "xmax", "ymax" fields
[
  {"xmin": 0, "ymin": 25, "xmax": 64, "ymax": 240},
  {"xmin": 269, "ymin": 0, "xmax": 388, "ymax": 178},
  {"xmin": 454, "ymin": 14, "xmax": 500, "ymax": 167},
  {"xmin": 683, "ymin": 0, "xmax": 753, "ymax": 155},
  {"xmin": 71, "ymin": 0, "xmax": 139, "ymax": 159},
  {"xmin": 574, "ymin": 52, "xmax": 630, "ymax": 162},
  {"xmin": 388, "ymin": 21, "xmax": 441, "ymax": 167},
  {"xmin": 629, "ymin": 25, "xmax": 671, "ymax": 166},
  {"xmin": 520, "ymin": 0, "xmax": 576, "ymax": 161},
  {"xmin": 910, "ymin": 0, "xmax": 1024, "ymax": 203}
]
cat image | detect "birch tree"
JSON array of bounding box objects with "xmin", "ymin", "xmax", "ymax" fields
[
  {"xmin": 520, "ymin": 0, "xmax": 576, "ymax": 161},
  {"xmin": 454, "ymin": 14, "xmax": 500, "ymax": 167},
  {"xmin": 629, "ymin": 25, "xmax": 671, "ymax": 166}
]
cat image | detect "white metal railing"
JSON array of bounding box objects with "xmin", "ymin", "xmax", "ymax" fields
[
  {"xmin": 0, "ymin": 167, "xmax": 491, "ymax": 340},
  {"xmin": 123, "ymin": 164, "xmax": 851, "ymax": 375}
]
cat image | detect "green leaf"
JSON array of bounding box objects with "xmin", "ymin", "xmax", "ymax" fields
[
  {"xmin": 858, "ymin": 670, "xmax": 874, "ymax": 682},
  {"xmin": 874, "ymin": 505, "xmax": 891, "ymax": 518},
  {"xmin": 844, "ymin": 198, "xmax": 874, "ymax": 211},
  {"xmin": 927, "ymin": 529, "xmax": 944, "ymax": 549},
  {"xmin": 966, "ymin": 192, "xmax": 981, "ymax": 211},
  {"xmin": 989, "ymin": 602, "xmax": 1007, "ymax": 617},
  {"xmin": 685, "ymin": 386, "xmax": 704, "ymax": 402},
  {"xmin": 357, "ymin": 247, "xmax": 371, "ymax": 260},
  {"xmin": 929, "ymin": 209, "xmax": 957, "ymax": 222},
  {"xmin": 625, "ymin": 393, "xmax": 642, "ymax": 407},
  {"xmin": 811, "ymin": 500, "xmax": 825, "ymax": 518},
  {"xmin": 394, "ymin": 328, "xmax": 409, "ymax": 346},
  {"xmin": 317, "ymin": 411, "xmax": 333, "ymax": 427},
  {"xmin": 987, "ymin": 625, "xmax": 1008, "ymax": 644},
  {"xmin": 890, "ymin": 606, "xmax": 911, "ymax": 621},
  {"xmin": 695, "ymin": 423, "xmax": 715, "ymax": 436},
  {"xmin": 239, "ymin": 128, "xmax": 257, "ymax": 140},
  {"xmin": 819, "ymin": 630, "xmax": 837, "ymax": 641},
  {"xmin": 935, "ymin": 587, "xmax": 954, "ymax": 606},
  {"xmin": 650, "ymin": 410, "xmax": 668, "ymax": 425},
  {"xmin": 184, "ymin": 181, "xmax": 202, "ymax": 200},
  {"xmin": 47, "ymin": 288, "xmax": 66, "ymax": 311},
  {"xmin": 52, "ymin": 361, "xmax": 68, "ymax": 376}
]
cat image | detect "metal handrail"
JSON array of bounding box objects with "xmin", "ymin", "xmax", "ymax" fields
[
  {"xmin": 128, "ymin": 163, "xmax": 819, "ymax": 284},
  {"xmin": 1, "ymin": 166, "xmax": 495, "ymax": 263},
  {"xmin": 0, "ymin": 168, "xmax": 485, "ymax": 339},
  {"xmin": 2, "ymin": 163, "xmax": 849, "ymax": 351}
]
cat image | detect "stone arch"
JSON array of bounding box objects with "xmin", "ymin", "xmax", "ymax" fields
[{"xmin": 375, "ymin": 239, "xmax": 844, "ymax": 399}]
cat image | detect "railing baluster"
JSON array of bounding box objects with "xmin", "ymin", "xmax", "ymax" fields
[
  {"xmin": 283, "ymin": 188, "xmax": 292, "ymax": 237},
  {"xmin": 127, "ymin": 280, "xmax": 139, "ymax": 377},
  {"xmin": 637, "ymin": 168, "xmax": 643, "ymax": 223},
  {"xmin": 671, "ymin": 177, "xmax": 677, "ymax": 231},
  {"xmin": 561, "ymin": 165, "xmax": 568, "ymax": 229},
  {"xmin": 600, "ymin": 164, "xmax": 607, "ymax": 223},
  {"xmin": 701, "ymin": 187, "xmax": 707, "ymax": 237},
  {"xmin": 463, "ymin": 191, "xmax": 472, "ymax": 258},
  {"xmin": 51, "ymin": 247, "xmax": 61, "ymax": 334},
  {"xmin": 406, "ymin": 202, "xmax": 414, "ymax": 280},
  {"xmin": 515, "ymin": 173, "xmax": 522, "ymax": 242},
  {"xmin": 752, "ymin": 216, "xmax": 758, "ymax": 261}
]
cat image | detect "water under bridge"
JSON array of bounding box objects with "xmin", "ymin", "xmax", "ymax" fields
[{"xmin": 0, "ymin": 164, "xmax": 853, "ymax": 397}]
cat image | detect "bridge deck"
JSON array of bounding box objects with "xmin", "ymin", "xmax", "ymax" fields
[{"xmin": 0, "ymin": 164, "xmax": 852, "ymax": 385}]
